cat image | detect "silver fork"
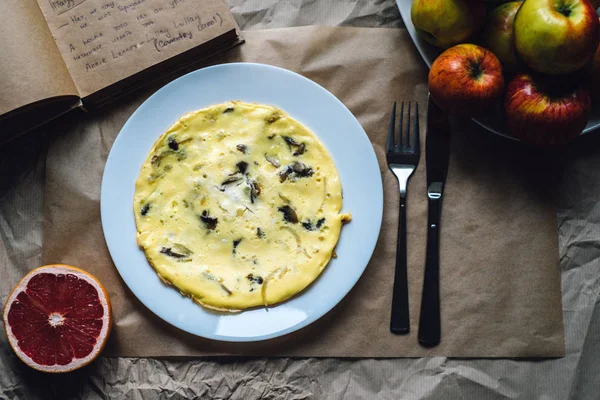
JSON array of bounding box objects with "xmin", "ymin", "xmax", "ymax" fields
[{"xmin": 386, "ymin": 101, "xmax": 420, "ymax": 334}]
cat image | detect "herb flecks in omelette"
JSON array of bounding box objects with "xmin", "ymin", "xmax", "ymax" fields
[
  {"xmin": 200, "ymin": 210, "xmax": 218, "ymax": 230},
  {"xmin": 134, "ymin": 101, "xmax": 351, "ymax": 311},
  {"xmin": 220, "ymin": 176, "xmax": 243, "ymax": 187},
  {"xmin": 247, "ymin": 274, "xmax": 264, "ymax": 285},
  {"xmin": 264, "ymin": 154, "xmax": 280, "ymax": 167},
  {"xmin": 168, "ymin": 137, "xmax": 179, "ymax": 151},
  {"xmin": 235, "ymin": 161, "xmax": 248, "ymax": 174},
  {"xmin": 246, "ymin": 178, "xmax": 261, "ymax": 204},
  {"xmin": 278, "ymin": 205, "xmax": 299, "ymax": 224},
  {"xmin": 140, "ymin": 203, "xmax": 150, "ymax": 216},
  {"xmin": 265, "ymin": 112, "xmax": 281, "ymax": 124},
  {"xmin": 302, "ymin": 218, "xmax": 326, "ymax": 231},
  {"xmin": 279, "ymin": 161, "xmax": 314, "ymax": 182},
  {"xmin": 232, "ymin": 238, "xmax": 242, "ymax": 255},
  {"xmin": 282, "ymin": 136, "xmax": 307, "ymax": 156},
  {"xmin": 160, "ymin": 244, "xmax": 193, "ymax": 260}
]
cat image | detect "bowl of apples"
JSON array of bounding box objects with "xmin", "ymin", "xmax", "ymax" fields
[{"xmin": 397, "ymin": 0, "xmax": 600, "ymax": 146}]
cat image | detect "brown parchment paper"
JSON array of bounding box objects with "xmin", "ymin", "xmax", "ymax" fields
[
  {"xmin": 0, "ymin": 0, "xmax": 78, "ymax": 116},
  {"xmin": 41, "ymin": 25, "xmax": 565, "ymax": 358}
]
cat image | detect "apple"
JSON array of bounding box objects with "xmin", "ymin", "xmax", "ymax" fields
[
  {"xmin": 411, "ymin": 0, "xmax": 486, "ymax": 49},
  {"xmin": 504, "ymin": 73, "xmax": 591, "ymax": 146},
  {"xmin": 481, "ymin": 2, "xmax": 523, "ymax": 72},
  {"xmin": 429, "ymin": 44, "xmax": 505, "ymax": 116},
  {"xmin": 514, "ymin": 0, "xmax": 599, "ymax": 75}
]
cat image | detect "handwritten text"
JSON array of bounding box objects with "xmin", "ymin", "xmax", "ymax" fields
[
  {"xmin": 153, "ymin": 31, "xmax": 193, "ymax": 52},
  {"xmin": 118, "ymin": 0, "xmax": 146, "ymax": 13},
  {"xmin": 111, "ymin": 43, "xmax": 138, "ymax": 59},
  {"xmin": 72, "ymin": 44, "xmax": 102, "ymax": 61},
  {"xmin": 86, "ymin": 58, "xmax": 107, "ymax": 71},
  {"xmin": 82, "ymin": 32, "xmax": 103, "ymax": 46}
]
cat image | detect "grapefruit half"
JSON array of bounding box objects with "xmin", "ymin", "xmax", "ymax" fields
[{"xmin": 3, "ymin": 265, "xmax": 111, "ymax": 373}]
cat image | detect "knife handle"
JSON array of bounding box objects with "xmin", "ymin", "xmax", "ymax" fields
[
  {"xmin": 390, "ymin": 194, "xmax": 410, "ymax": 334},
  {"xmin": 418, "ymin": 193, "xmax": 442, "ymax": 347}
]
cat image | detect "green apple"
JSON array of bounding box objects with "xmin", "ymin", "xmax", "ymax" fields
[
  {"xmin": 411, "ymin": 0, "xmax": 486, "ymax": 49},
  {"xmin": 514, "ymin": 0, "xmax": 599, "ymax": 74},
  {"xmin": 481, "ymin": 2, "xmax": 523, "ymax": 72}
]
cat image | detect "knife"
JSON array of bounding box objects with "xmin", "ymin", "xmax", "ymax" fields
[{"xmin": 418, "ymin": 96, "xmax": 451, "ymax": 347}]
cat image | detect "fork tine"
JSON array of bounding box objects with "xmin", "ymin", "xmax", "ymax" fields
[
  {"xmin": 405, "ymin": 102, "xmax": 411, "ymax": 147},
  {"xmin": 413, "ymin": 102, "xmax": 420, "ymax": 153},
  {"xmin": 387, "ymin": 102, "xmax": 396, "ymax": 152},
  {"xmin": 398, "ymin": 102, "xmax": 404, "ymax": 148}
]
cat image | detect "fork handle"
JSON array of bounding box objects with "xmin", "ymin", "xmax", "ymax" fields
[
  {"xmin": 418, "ymin": 195, "xmax": 442, "ymax": 347},
  {"xmin": 390, "ymin": 194, "xmax": 410, "ymax": 334}
]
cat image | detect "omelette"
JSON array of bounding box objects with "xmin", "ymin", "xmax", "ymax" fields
[{"xmin": 134, "ymin": 101, "xmax": 351, "ymax": 311}]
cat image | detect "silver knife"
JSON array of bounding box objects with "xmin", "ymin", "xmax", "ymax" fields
[{"xmin": 418, "ymin": 96, "xmax": 451, "ymax": 347}]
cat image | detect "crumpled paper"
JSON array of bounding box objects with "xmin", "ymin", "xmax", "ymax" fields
[{"xmin": 1, "ymin": 0, "xmax": 600, "ymax": 398}]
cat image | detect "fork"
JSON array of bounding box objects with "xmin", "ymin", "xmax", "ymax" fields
[{"xmin": 386, "ymin": 101, "xmax": 420, "ymax": 335}]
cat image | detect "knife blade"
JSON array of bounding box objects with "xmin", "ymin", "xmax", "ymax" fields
[
  {"xmin": 425, "ymin": 98, "xmax": 451, "ymax": 188},
  {"xmin": 418, "ymin": 96, "xmax": 451, "ymax": 347}
]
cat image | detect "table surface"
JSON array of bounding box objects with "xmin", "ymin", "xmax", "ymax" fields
[{"xmin": 1, "ymin": 1, "xmax": 600, "ymax": 399}]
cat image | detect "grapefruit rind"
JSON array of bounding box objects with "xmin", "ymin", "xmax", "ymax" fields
[{"xmin": 2, "ymin": 264, "xmax": 112, "ymax": 373}]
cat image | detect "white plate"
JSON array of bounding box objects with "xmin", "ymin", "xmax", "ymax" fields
[
  {"xmin": 100, "ymin": 63, "xmax": 383, "ymax": 342},
  {"xmin": 396, "ymin": 0, "xmax": 600, "ymax": 138}
]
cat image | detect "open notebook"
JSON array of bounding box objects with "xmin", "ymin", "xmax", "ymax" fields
[{"xmin": 0, "ymin": 0, "xmax": 241, "ymax": 141}]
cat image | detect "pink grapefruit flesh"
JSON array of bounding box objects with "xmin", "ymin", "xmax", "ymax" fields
[{"xmin": 3, "ymin": 265, "xmax": 111, "ymax": 373}]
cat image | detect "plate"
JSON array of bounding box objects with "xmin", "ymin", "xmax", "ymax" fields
[
  {"xmin": 395, "ymin": 0, "xmax": 600, "ymax": 138},
  {"xmin": 100, "ymin": 63, "xmax": 383, "ymax": 342}
]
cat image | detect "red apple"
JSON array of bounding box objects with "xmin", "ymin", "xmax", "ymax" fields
[
  {"xmin": 504, "ymin": 73, "xmax": 591, "ymax": 147},
  {"xmin": 429, "ymin": 44, "xmax": 505, "ymax": 116},
  {"xmin": 513, "ymin": 0, "xmax": 599, "ymax": 75}
]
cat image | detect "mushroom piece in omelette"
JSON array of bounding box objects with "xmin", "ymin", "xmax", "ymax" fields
[{"xmin": 134, "ymin": 101, "xmax": 351, "ymax": 311}]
